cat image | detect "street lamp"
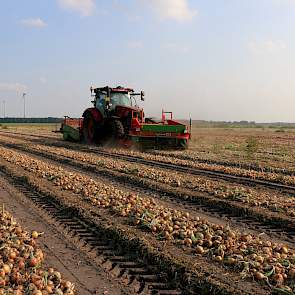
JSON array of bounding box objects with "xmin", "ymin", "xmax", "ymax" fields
[{"xmin": 22, "ymin": 93, "xmax": 26, "ymax": 118}]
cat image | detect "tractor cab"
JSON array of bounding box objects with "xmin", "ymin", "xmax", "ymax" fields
[{"xmin": 91, "ymin": 86, "xmax": 144, "ymax": 118}]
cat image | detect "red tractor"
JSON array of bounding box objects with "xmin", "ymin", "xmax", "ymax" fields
[{"xmin": 61, "ymin": 86, "xmax": 191, "ymax": 149}]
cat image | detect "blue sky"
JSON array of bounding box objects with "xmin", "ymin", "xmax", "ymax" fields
[{"xmin": 1, "ymin": 0, "xmax": 295, "ymax": 122}]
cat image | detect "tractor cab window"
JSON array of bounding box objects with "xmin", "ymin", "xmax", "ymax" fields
[
  {"xmin": 110, "ymin": 93, "xmax": 131, "ymax": 108},
  {"xmin": 96, "ymin": 94, "xmax": 106, "ymax": 114},
  {"xmin": 96, "ymin": 92, "xmax": 131, "ymax": 114},
  {"xmin": 97, "ymin": 94, "xmax": 106, "ymax": 103}
]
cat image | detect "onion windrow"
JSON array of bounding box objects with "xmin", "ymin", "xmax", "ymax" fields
[
  {"xmin": 1, "ymin": 133, "xmax": 295, "ymax": 185},
  {"xmin": 150, "ymin": 149, "xmax": 295, "ymax": 177},
  {"xmin": 0, "ymin": 146, "xmax": 295, "ymax": 292},
  {"xmin": 105, "ymin": 147, "xmax": 295, "ymax": 186},
  {"xmin": 0, "ymin": 135, "xmax": 294, "ymax": 218},
  {"xmin": 27, "ymin": 143, "xmax": 295, "ymax": 218}
]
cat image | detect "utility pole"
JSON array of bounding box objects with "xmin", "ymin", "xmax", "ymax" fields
[
  {"xmin": 3, "ymin": 100, "xmax": 5, "ymax": 118},
  {"xmin": 22, "ymin": 93, "xmax": 26, "ymax": 118}
]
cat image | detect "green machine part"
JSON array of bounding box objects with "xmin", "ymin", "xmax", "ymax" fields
[
  {"xmin": 140, "ymin": 123, "xmax": 185, "ymax": 133},
  {"xmin": 62, "ymin": 124, "xmax": 81, "ymax": 142},
  {"xmin": 130, "ymin": 135, "xmax": 188, "ymax": 150},
  {"xmin": 130, "ymin": 122, "xmax": 188, "ymax": 150}
]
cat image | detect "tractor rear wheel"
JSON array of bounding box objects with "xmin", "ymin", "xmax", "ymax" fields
[{"xmin": 83, "ymin": 113, "xmax": 98, "ymax": 144}]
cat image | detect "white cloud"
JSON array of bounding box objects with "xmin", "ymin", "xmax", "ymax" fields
[
  {"xmin": 248, "ymin": 40, "xmax": 287, "ymax": 54},
  {"xmin": 127, "ymin": 41, "xmax": 143, "ymax": 49},
  {"xmin": 58, "ymin": 0, "xmax": 95, "ymax": 16},
  {"xmin": 0, "ymin": 83, "xmax": 28, "ymax": 93},
  {"xmin": 148, "ymin": 0, "xmax": 197, "ymax": 22},
  {"xmin": 20, "ymin": 18, "xmax": 47, "ymax": 28}
]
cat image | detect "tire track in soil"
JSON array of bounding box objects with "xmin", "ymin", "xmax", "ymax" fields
[
  {"xmin": 0, "ymin": 177, "xmax": 128, "ymax": 295},
  {"xmin": 0, "ymin": 170, "xmax": 183, "ymax": 295}
]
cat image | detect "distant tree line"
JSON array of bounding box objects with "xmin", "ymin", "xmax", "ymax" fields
[
  {"xmin": 0, "ymin": 117, "xmax": 63, "ymax": 123},
  {"xmin": 186, "ymin": 120, "xmax": 295, "ymax": 129}
]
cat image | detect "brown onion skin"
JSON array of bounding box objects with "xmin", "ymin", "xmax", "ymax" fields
[{"xmin": 0, "ymin": 205, "xmax": 76, "ymax": 294}]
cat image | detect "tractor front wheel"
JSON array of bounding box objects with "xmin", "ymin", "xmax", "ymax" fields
[{"xmin": 111, "ymin": 119, "xmax": 125, "ymax": 139}]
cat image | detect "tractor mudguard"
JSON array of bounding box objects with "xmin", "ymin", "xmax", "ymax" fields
[{"xmin": 82, "ymin": 108, "xmax": 103, "ymax": 123}]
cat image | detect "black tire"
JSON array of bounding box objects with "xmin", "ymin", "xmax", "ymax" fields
[
  {"xmin": 82, "ymin": 113, "xmax": 98, "ymax": 144},
  {"xmin": 111, "ymin": 119, "xmax": 125, "ymax": 139}
]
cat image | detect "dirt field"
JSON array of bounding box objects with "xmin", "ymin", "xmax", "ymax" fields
[{"xmin": 0, "ymin": 125, "xmax": 294, "ymax": 295}]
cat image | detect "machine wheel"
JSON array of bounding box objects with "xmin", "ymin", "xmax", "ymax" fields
[
  {"xmin": 179, "ymin": 139, "xmax": 188, "ymax": 150},
  {"xmin": 63, "ymin": 133, "xmax": 69, "ymax": 141},
  {"xmin": 83, "ymin": 113, "xmax": 98, "ymax": 144},
  {"xmin": 111, "ymin": 119, "xmax": 125, "ymax": 139}
]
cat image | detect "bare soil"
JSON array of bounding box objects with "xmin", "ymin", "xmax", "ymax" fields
[{"xmin": 0, "ymin": 176, "xmax": 129, "ymax": 295}]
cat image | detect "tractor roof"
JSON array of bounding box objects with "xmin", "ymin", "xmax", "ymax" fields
[{"xmin": 93, "ymin": 86, "xmax": 134, "ymax": 93}]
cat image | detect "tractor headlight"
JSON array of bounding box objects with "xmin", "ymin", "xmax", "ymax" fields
[{"xmin": 184, "ymin": 129, "xmax": 188, "ymax": 134}]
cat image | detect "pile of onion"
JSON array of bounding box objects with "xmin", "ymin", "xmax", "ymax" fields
[{"xmin": 0, "ymin": 207, "xmax": 75, "ymax": 294}]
